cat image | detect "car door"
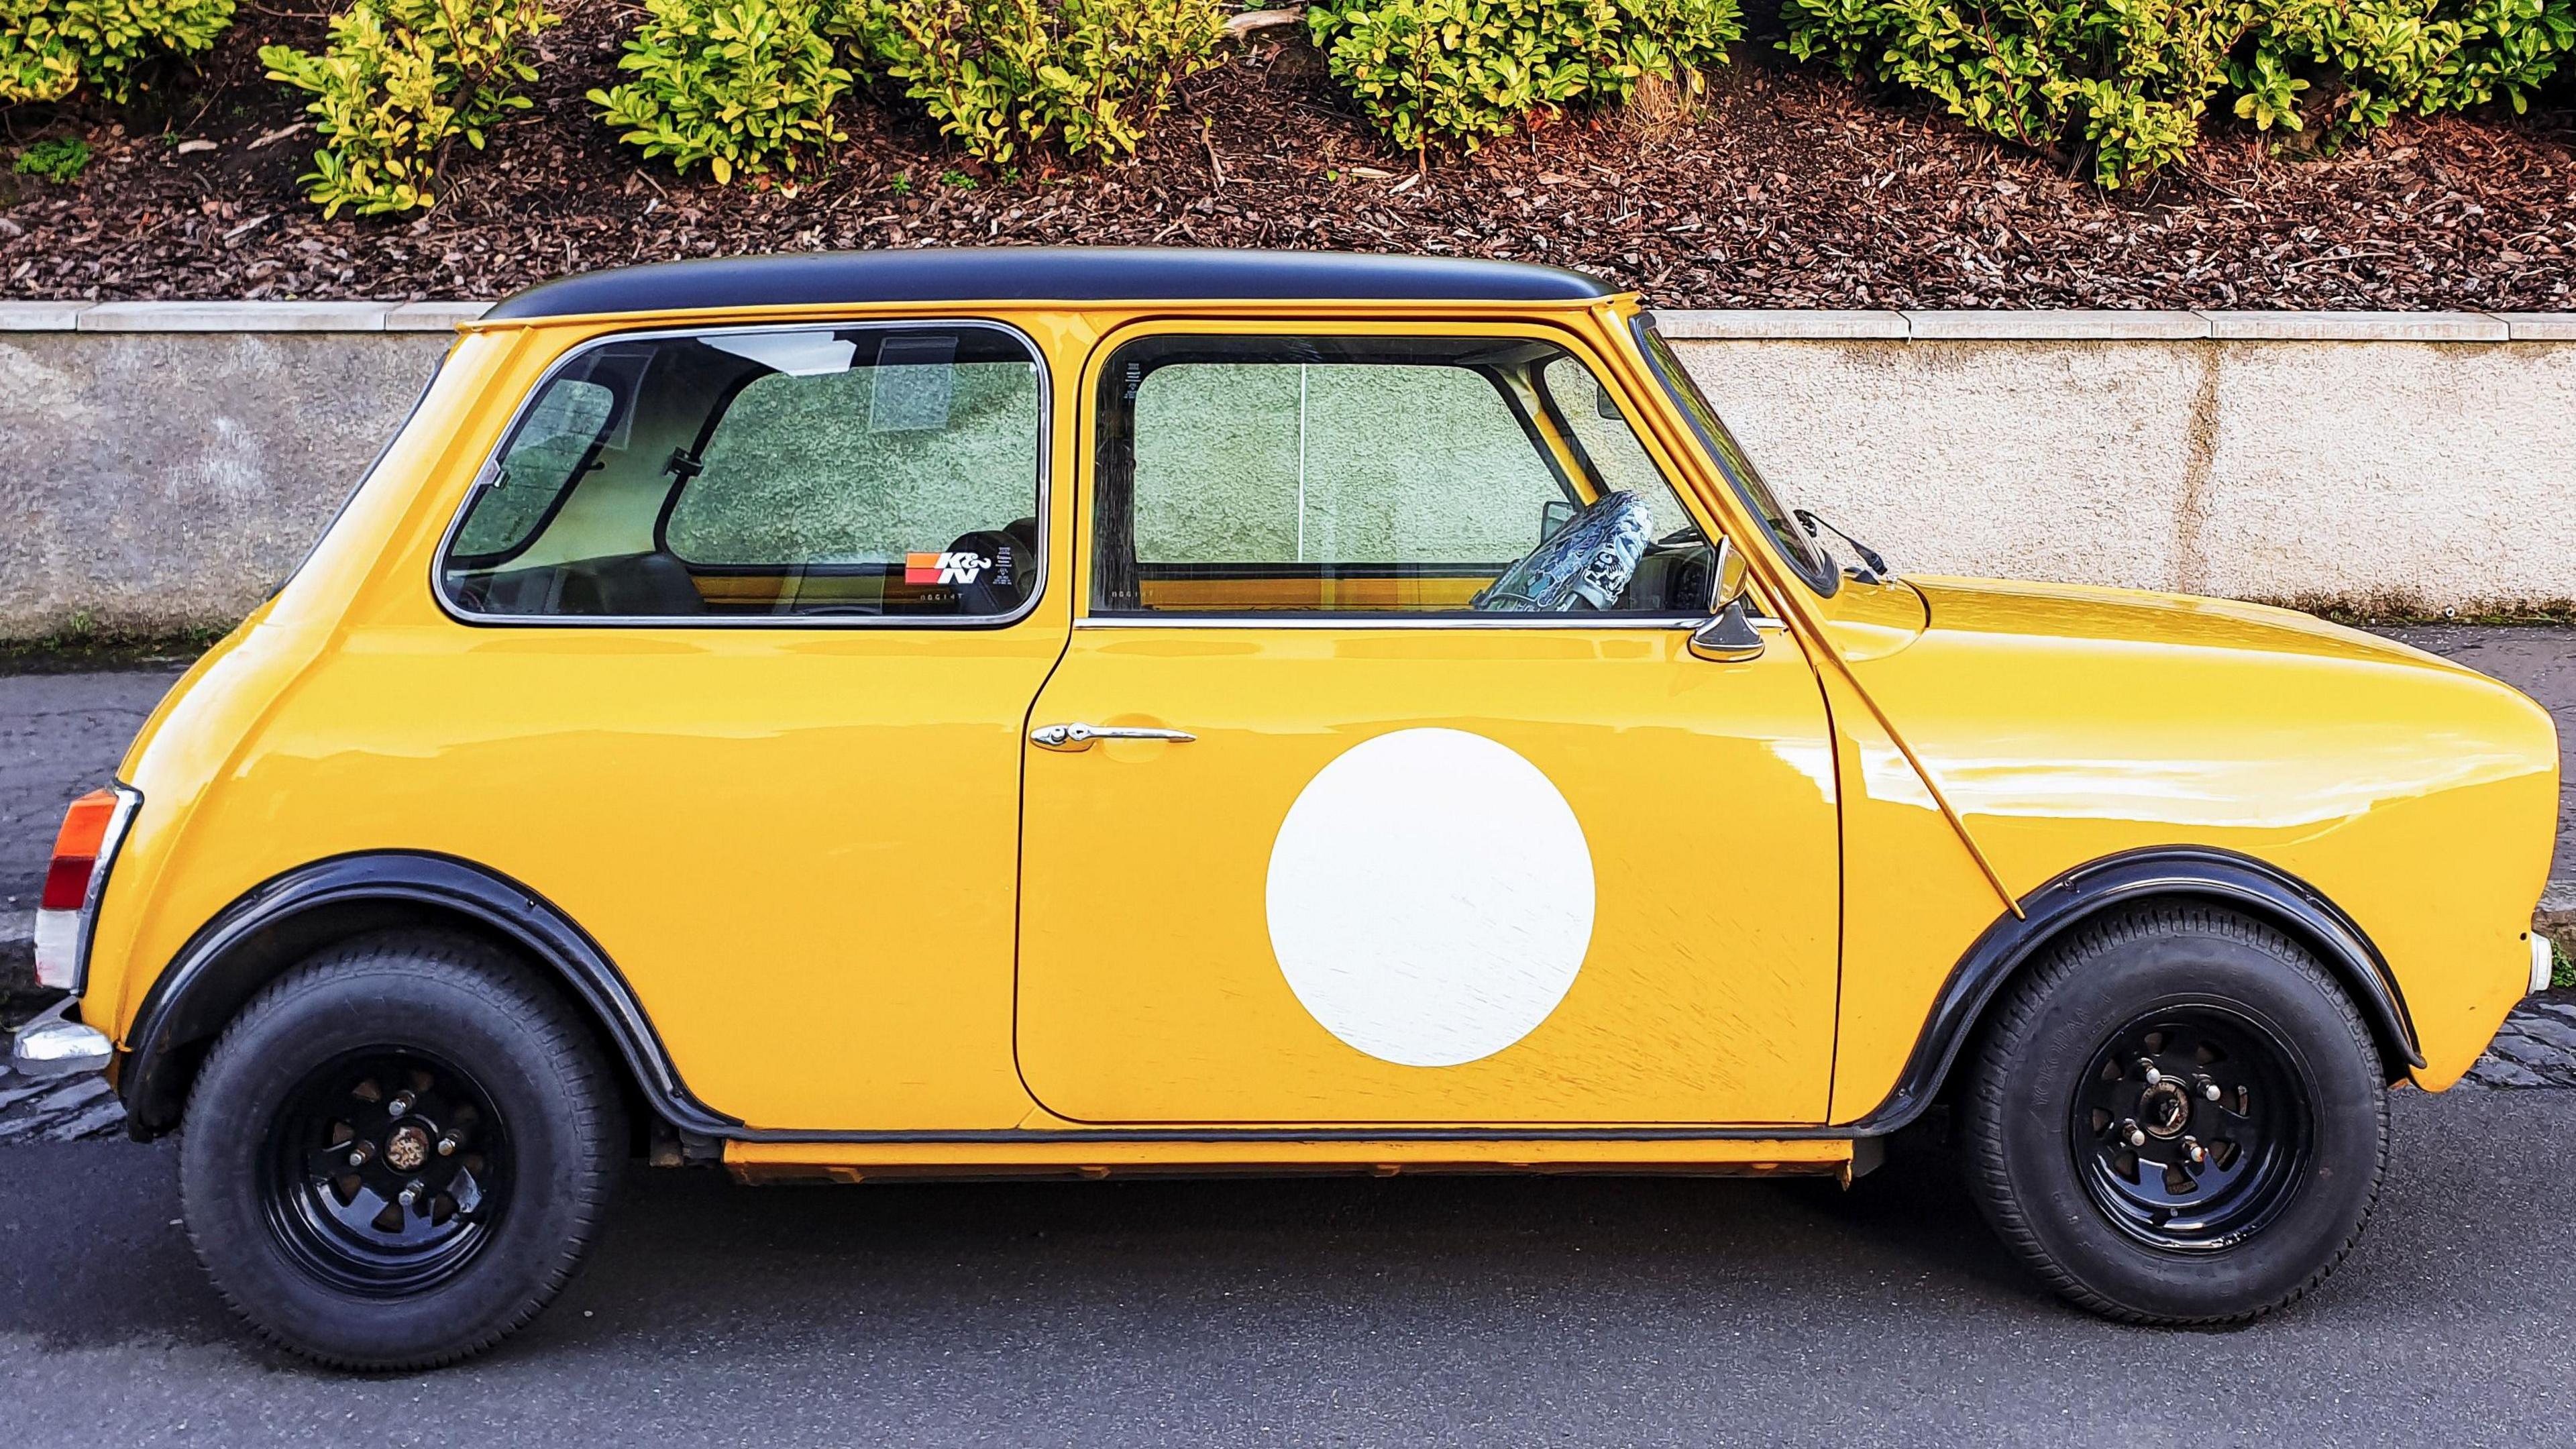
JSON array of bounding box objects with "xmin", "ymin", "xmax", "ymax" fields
[{"xmin": 1013, "ymin": 319, "xmax": 1842, "ymax": 1126}]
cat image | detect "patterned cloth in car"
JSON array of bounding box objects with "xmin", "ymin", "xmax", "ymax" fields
[{"xmin": 1474, "ymin": 491, "xmax": 1654, "ymax": 612}]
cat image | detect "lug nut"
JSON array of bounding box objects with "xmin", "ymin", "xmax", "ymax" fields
[
  {"xmin": 2198, "ymin": 1077, "xmax": 2222, "ymax": 1102},
  {"xmin": 386, "ymin": 1092, "xmax": 415, "ymax": 1118},
  {"xmin": 436, "ymin": 1134, "xmax": 460, "ymax": 1157},
  {"xmin": 345, "ymin": 1141, "xmax": 374, "ymax": 1168},
  {"xmin": 398, "ymin": 1179, "xmax": 425, "ymax": 1209},
  {"xmin": 2119, "ymin": 1118, "xmax": 2146, "ymax": 1148},
  {"xmin": 2136, "ymin": 1059, "xmax": 2161, "ymax": 1085},
  {"xmin": 2182, "ymin": 1137, "xmax": 2206, "ymax": 1165}
]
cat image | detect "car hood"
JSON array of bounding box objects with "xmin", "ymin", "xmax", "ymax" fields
[{"xmin": 1898, "ymin": 575, "xmax": 2467, "ymax": 676}]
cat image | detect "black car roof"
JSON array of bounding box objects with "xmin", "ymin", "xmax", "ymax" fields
[{"xmin": 482, "ymin": 248, "xmax": 1617, "ymax": 320}]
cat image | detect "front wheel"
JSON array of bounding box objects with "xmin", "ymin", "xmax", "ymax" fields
[
  {"xmin": 180, "ymin": 930, "xmax": 626, "ymax": 1368},
  {"xmin": 1960, "ymin": 905, "xmax": 2388, "ymax": 1324}
]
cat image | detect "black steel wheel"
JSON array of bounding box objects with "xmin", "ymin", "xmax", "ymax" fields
[
  {"xmin": 265, "ymin": 1048, "xmax": 515, "ymax": 1296},
  {"xmin": 182, "ymin": 930, "xmax": 624, "ymax": 1370},
  {"xmin": 1961, "ymin": 904, "xmax": 2387, "ymax": 1325},
  {"xmin": 2072, "ymin": 1006, "xmax": 2314, "ymax": 1251}
]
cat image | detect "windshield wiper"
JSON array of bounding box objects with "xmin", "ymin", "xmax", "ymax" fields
[{"xmin": 1792, "ymin": 509, "xmax": 1889, "ymax": 584}]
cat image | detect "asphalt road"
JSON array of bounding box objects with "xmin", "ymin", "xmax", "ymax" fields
[{"xmin": 1, "ymin": 1089, "xmax": 2571, "ymax": 1444}]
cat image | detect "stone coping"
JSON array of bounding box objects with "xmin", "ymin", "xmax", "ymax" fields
[{"xmin": 1, "ymin": 300, "xmax": 2570, "ymax": 340}]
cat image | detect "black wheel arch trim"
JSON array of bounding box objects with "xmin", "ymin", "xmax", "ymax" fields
[
  {"xmin": 1839, "ymin": 845, "xmax": 2423, "ymax": 1137},
  {"xmin": 120, "ymin": 846, "xmax": 2418, "ymax": 1152},
  {"xmin": 119, "ymin": 851, "xmax": 745, "ymax": 1141}
]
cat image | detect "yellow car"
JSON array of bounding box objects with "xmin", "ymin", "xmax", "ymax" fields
[{"xmin": 15, "ymin": 250, "xmax": 2559, "ymax": 1368}]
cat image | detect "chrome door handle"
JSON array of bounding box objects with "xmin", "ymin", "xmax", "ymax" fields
[{"xmin": 1029, "ymin": 722, "xmax": 1196, "ymax": 752}]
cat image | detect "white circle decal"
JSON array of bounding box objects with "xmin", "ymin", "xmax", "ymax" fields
[{"xmin": 1265, "ymin": 727, "xmax": 1595, "ymax": 1067}]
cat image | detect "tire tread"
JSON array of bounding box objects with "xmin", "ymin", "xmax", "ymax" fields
[
  {"xmin": 1961, "ymin": 904, "xmax": 2388, "ymax": 1326},
  {"xmin": 180, "ymin": 928, "xmax": 624, "ymax": 1371}
]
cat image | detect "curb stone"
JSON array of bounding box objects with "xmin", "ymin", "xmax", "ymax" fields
[{"xmin": 0, "ymin": 303, "xmax": 2564, "ymax": 342}]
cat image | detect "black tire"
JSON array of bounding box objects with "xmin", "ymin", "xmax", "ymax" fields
[
  {"xmin": 180, "ymin": 930, "xmax": 625, "ymax": 1369},
  {"xmin": 1960, "ymin": 904, "xmax": 2387, "ymax": 1324}
]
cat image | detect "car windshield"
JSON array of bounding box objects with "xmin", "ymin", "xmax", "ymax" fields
[{"xmin": 1631, "ymin": 317, "xmax": 1839, "ymax": 596}]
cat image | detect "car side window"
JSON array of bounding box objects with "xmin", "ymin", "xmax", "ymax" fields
[
  {"xmin": 439, "ymin": 324, "xmax": 1044, "ymax": 622},
  {"xmin": 449, "ymin": 378, "xmax": 616, "ymax": 564},
  {"xmin": 1091, "ymin": 333, "xmax": 1710, "ymax": 617}
]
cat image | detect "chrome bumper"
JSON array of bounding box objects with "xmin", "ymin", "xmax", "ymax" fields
[{"xmin": 9, "ymin": 998, "xmax": 112, "ymax": 1080}]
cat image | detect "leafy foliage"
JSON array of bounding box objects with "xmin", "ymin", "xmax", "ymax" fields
[
  {"xmin": 1305, "ymin": 0, "xmax": 1743, "ymax": 152},
  {"xmin": 837, "ymin": 0, "xmax": 1231, "ymax": 164},
  {"xmin": 1, "ymin": 0, "xmax": 235, "ymax": 105},
  {"xmin": 591, "ymin": 0, "xmax": 853, "ymax": 183},
  {"xmin": 260, "ymin": 0, "xmax": 557, "ymax": 217},
  {"xmin": 2233, "ymin": 0, "xmax": 2576, "ymax": 149},
  {"xmin": 1782, "ymin": 0, "xmax": 2576, "ymax": 187},
  {"xmin": 12, "ymin": 133, "xmax": 90, "ymax": 178}
]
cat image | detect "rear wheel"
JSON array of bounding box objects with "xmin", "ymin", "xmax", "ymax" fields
[
  {"xmin": 1960, "ymin": 904, "xmax": 2387, "ymax": 1324},
  {"xmin": 180, "ymin": 930, "xmax": 625, "ymax": 1368}
]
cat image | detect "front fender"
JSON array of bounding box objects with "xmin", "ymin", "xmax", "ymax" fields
[{"xmin": 1844, "ymin": 847, "xmax": 2421, "ymax": 1136}]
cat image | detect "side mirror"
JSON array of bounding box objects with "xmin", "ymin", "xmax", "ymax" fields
[
  {"xmin": 1688, "ymin": 539, "xmax": 1764, "ymax": 663},
  {"xmin": 1538, "ymin": 497, "xmax": 1578, "ymax": 541}
]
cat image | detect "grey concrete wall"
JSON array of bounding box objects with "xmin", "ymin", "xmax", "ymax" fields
[
  {"xmin": 1670, "ymin": 313, "xmax": 2576, "ymax": 616},
  {"xmin": 2, "ymin": 305, "xmax": 462, "ymax": 637},
  {"xmin": 2, "ymin": 302, "xmax": 2571, "ymax": 637}
]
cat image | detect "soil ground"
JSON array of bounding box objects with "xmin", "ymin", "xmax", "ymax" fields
[{"xmin": 2, "ymin": 3, "xmax": 2572, "ymax": 309}]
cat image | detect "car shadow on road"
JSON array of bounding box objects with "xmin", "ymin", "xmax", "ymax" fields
[
  {"xmin": 19, "ymin": 1085, "xmax": 2555, "ymax": 1373},
  {"xmin": 0, "ymin": 1126, "xmax": 2042, "ymax": 1364}
]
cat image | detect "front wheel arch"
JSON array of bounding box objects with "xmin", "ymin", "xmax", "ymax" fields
[{"xmin": 1849, "ymin": 847, "xmax": 2420, "ymax": 1136}]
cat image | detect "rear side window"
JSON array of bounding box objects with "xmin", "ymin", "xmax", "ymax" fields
[
  {"xmin": 439, "ymin": 323, "xmax": 1045, "ymax": 622},
  {"xmin": 450, "ymin": 378, "xmax": 617, "ymax": 563}
]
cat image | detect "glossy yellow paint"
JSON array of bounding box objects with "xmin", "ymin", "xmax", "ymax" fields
[
  {"xmin": 78, "ymin": 285, "xmax": 2561, "ymax": 1176},
  {"xmin": 1016, "ymin": 315, "xmax": 1838, "ymax": 1126}
]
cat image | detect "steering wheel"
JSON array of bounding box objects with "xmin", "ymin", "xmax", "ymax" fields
[{"xmin": 1474, "ymin": 491, "xmax": 1654, "ymax": 612}]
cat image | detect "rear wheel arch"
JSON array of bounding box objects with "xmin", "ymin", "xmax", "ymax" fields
[
  {"xmin": 1851, "ymin": 847, "xmax": 2420, "ymax": 1134},
  {"xmin": 118, "ymin": 852, "xmax": 730, "ymax": 1142}
]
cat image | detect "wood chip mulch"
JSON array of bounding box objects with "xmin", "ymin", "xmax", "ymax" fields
[{"xmin": 2, "ymin": 2, "xmax": 2571, "ymax": 309}]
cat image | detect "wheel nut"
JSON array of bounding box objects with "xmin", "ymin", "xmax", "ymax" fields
[
  {"xmin": 386, "ymin": 1092, "xmax": 415, "ymax": 1118},
  {"xmin": 2182, "ymin": 1137, "xmax": 2206, "ymax": 1165},
  {"xmin": 398, "ymin": 1179, "xmax": 424, "ymax": 1209},
  {"xmin": 2136, "ymin": 1059, "xmax": 2161, "ymax": 1085},
  {"xmin": 2120, "ymin": 1119, "xmax": 2146, "ymax": 1148},
  {"xmin": 345, "ymin": 1141, "xmax": 373, "ymax": 1167},
  {"xmin": 2198, "ymin": 1078, "xmax": 2222, "ymax": 1102},
  {"xmin": 436, "ymin": 1134, "xmax": 459, "ymax": 1157}
]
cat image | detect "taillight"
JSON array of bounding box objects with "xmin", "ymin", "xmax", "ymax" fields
[{"xmin": 33, "ymin": 784, "xmax": 141, "ymax": 992}]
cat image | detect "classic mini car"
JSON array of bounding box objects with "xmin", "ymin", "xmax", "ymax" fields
[{"xmin": 14, "ymin": 249, "xmax": 2559, "ymax": 1368}]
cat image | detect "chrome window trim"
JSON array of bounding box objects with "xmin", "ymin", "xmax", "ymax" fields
[
  {"xmin": 1088, "ymin": 324, "xmax": 1764, "ymax": 635},
  {"xmin": 1075, "ymin": 613, "xmax": 1789, "ymax": 631},
  {"xmin": 429, "ymin": 317, "xmax": 1055, "ymax": 631}
]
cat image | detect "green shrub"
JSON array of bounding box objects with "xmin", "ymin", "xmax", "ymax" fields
[
  {"xmin": 12, "ymin": 133, "xmax": 89, "ymax": 178},
  {"xmin": 1783, "ymin": 0, "xmax": 2244, "ymax": 186},
  {"xmin": 1783, "ymin": 0, "xmax": 2576, "ymax": 187},
  {"xmin": 1, "ymin": 0, "xmax": 235, "ymax": 105},
  {"xmin": 260, "ymin": 0, "xmax": 555, "ymax": 218},
  {"xmin": 837, "ymin": 0, "xmax": 1230, "ymax": 164},
  {"xmin": 592, "ymin": 0, "xmax": 852, "ymax": 182},
  {"xmin": 2234, "ymin": 0, "xmax": 2576, "ymax": 148},
  {"xmin": 1305, "ymin": 0, "xmax": 1743, "ymax": 153}
]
